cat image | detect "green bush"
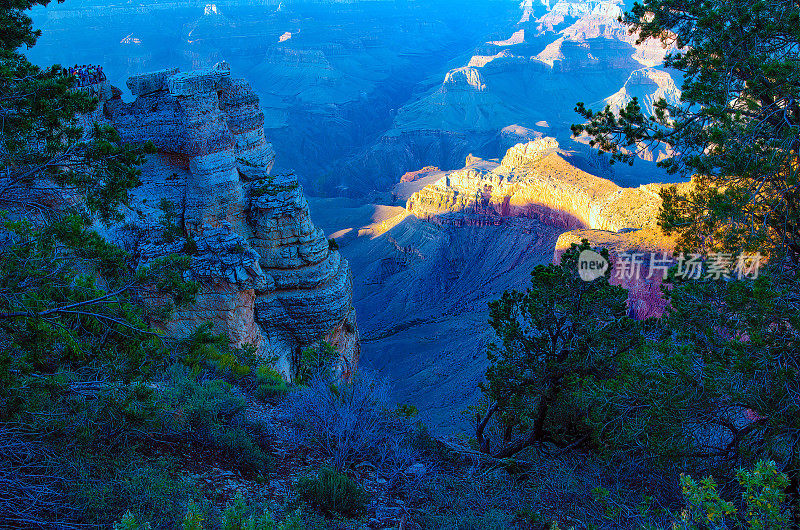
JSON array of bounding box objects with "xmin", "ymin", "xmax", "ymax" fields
[
  {"xmin": 295, "ymin": 342, "xmax": 339, "ymax": 385},
  {"xmin": 182, "ymin": 502, "xmax": 204, "ymax": 530},
  {"xmin": 75, "ymin": 456, "xmax": 198, "ymax": 529},
  {"xmin": 676, "ymin": 461, "xmax": 790, "ymax": 529},
  {"xmin": 181, "ymin": 323, "xmax": 255, "ymax": 379},
  {"xmin": 221, "ymin": 492, "xmax": 305, "ymax": 530},
  {"xmin": 255, "ymin": 365, "xmax": 289, "ymax": 401},
  {"xmin": 159, "ymin": 365, "xmax": 272, "ymax": 474},
  {"xmin": 162, "ymin": 368, "xmax": 246, "ymax": 428},
  {"xmin": 114, "ymin": 512, "xmax": 152, "ymax": 530},
  {"xmin": 294, "ymin": 467, "xmax": 370, "ymax": 517},
  {"xmin": 204, "ymin": 425, "xmax": 272, "ymax": 473},
  {"xmin": 115, "ymin": 494, "xmax": 306, "ymax": 530}
]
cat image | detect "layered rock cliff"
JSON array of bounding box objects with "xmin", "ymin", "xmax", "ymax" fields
[
  {"xmin": 405, "ymin": 138, "xmax": 679, "ymax": 319},
  {"xmin": 407, "ymin": 139, "xmax": 664, "ymax": 233},
  {"xmin": 95, "ymin": 64, "xmax": 358, "ymax": 378}
]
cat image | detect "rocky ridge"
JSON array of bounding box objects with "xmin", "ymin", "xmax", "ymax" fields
[
  {"xmin": 405, "ymin": 137, "xmax": 678, "ymax": 319},
  {"xmin": 407, "ymin": 138, "xmax": 664, "ymax": 233},
  {"xmin": 334, "ymin": 0, "xmax": 683, "ymax": 192},
  {"xmin": 96, "ymin": 64, "xmax": 358, "ymax": 378}
]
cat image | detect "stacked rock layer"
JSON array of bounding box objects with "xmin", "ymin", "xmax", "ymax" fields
[
  {"xmin": 406, "ymin": 138, "xmax": 680, "ymax": 319},
  {"xmin": 99, "ymin": 64, "xmax": 358, "ymax": 378}
]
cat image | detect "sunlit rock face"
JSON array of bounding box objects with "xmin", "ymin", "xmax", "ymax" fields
[
  {"xmin": 407, "ymin": 138, "xmax": 664, "ymax": 232},
  {"xmin": 99, "ymin": 65, "xmax": 358, "ymax": 379},
  {"xmin": 443, "ymin": 67, "xmax": 487, "ymax": 92},
  {"xmin": 404, "ymin": 137, "xmax": 676, "ymax": 320},
  {"xmin": 400, "ymin": 166, "xmax": 441, "ymax": 184},
  {"xmin": 604, "ymin": 67, "xmax": 682, "ymax": 118}
]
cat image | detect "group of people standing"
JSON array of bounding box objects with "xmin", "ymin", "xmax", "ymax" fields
[{"xmin": 64, "ymin": 65, "xmax": 106, "ymax": 87}]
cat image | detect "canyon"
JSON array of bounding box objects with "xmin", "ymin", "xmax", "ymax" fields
[
  {"xmin": 312, "ymin": 138, "xmax": 678, "ymax": 431},
  {"xmin": 24, "ymin": 0, "xmax": 688, "ymax": 432},
  {"xmin": 333, "ymin": 0, "xmax": 683, "ymax": 194},
  {"xmin": 27, "ymin": 0, "xmax": 681, "ymax": 197},
  {"xmin": 27, "ymin": 0, "xmax": 522, "ymax": 195}
]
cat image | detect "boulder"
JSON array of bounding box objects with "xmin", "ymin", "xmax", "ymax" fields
[{"xmin": 126, "ymin": 67, "xmax": 179, "ymax": 96}]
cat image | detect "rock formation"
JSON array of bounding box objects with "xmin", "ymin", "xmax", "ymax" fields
[
  {"xmin": 407, "ymin": 138, "xmax": 664, "ymax": 233},
  {"xmin": 96, "ymin": 64, "xmax": 358, "ymax": 379},
  {"xmin": 314, "ymin": 138, "xmax": 681, "ymax": 430},
  {"xmin": 405, "ymin": 138, "xmax": 680, "ymax": 319},
  {"xmin": 400, "ymin": 166, "xmax": 441, "ymax": 184}
]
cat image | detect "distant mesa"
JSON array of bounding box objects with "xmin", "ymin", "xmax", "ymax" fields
[
  {"xmin": 400, "ymin": 166, "xmax": 441, "ymax": 183},
  {"xmin": 443, "ymin": 67, "xmax": 486, "ymax": 92},
  {"xmin": 467, "ymin": 50, "xmax": 514, "ymax": 68},
  {"xmin": 603, "ymin": 67, "xmax": 682, "ymax": 117}
]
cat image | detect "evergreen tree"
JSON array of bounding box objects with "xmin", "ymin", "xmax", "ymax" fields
[
  {"xmin": 0, "ymin": 1, "xmax": 199, "ymax": 525},
  {"xmin": 476, "ymin": 241, "xmax": 641, "ymax": 459},
  {"xmin": 573, "ymin": 0, "xmax": 800, "ymax": 523},
  {"xmin": 572, "ymin": 0, "xmax": 800, "ymax": 262}
]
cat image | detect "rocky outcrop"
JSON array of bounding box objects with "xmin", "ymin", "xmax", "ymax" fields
[
  {"xmin": 604, "ymin": 67, "xmax": 682, "ymax": 118},
  {"xmin": 98, "ymin": 64, "xmax": 358, "ymax": 379},
  {"xmin": 400, "ymin": 166, "xmax": 441, "ymax": 184},
  {"xmin": 407, "ymin": 138, "xmax": 664, "ymax": 232},
  {"xmin": 406, "ymin": 138, "xmax": 681, "ymax": 318},
  {"xmin": 443, "ymin": 67, "xmax": 487, "ymax": 92}
]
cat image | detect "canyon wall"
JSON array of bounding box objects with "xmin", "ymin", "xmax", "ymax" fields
[
  {"xmin": 96, "ymin": 64, "xmax": 358, "ymax": 378},
  {"xmin": 315, "ymin": 138, "xmax": 680, "ymax": 431},
  {"xmin": 407, "ymin": 139, "xmax": 664, "ymax": 232},
  {"xmin": 405, "ymin": 138, "xmax": 678, "ymax": 320}
]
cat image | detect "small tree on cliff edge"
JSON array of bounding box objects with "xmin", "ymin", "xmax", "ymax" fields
[
  {"xmin": 475, "ymin": 241, "xmax": 641, "ymax": 459},
  {"xmin": 572, "ymin": 0, "xmax": 800, "ymax": 264}
]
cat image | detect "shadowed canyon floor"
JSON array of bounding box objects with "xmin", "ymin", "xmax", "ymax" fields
[
  {"xmin": 310, "ymin": 139, "xmax": 677, "ymax": 433},
  {"xmin": 310, "ymin": 198, "xmax": 564, "ymax": 433}
]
